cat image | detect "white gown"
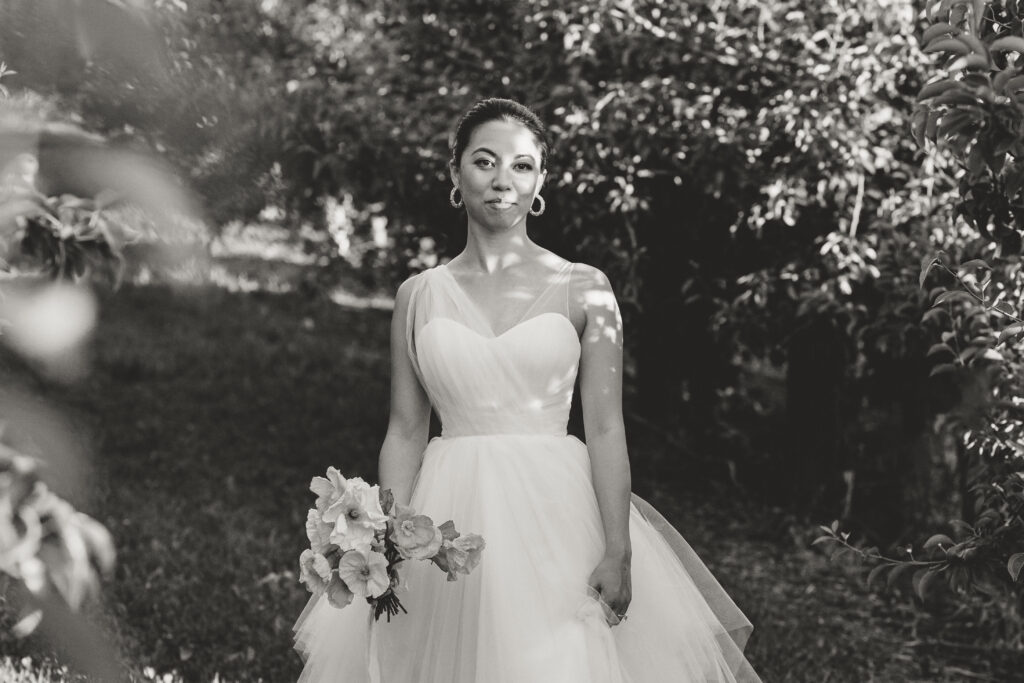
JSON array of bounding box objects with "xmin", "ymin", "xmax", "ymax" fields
[{"xmin": 293, "ymin": 261, "xmax": 762, "ymax": 682}]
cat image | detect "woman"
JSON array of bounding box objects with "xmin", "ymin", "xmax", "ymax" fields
[{"xmin": 293, "ymin": 98, "xmax": 761, "ymax": 682}]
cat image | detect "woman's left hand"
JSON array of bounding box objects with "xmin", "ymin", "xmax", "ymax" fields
[{"xmin": 586, "ymin": 553, "xmax": 632, "ymax": 626}]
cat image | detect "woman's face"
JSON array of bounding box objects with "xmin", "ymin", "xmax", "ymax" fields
[{"xmin": 451, "ymin": 119, "xmax": 546, "ymax": 231}]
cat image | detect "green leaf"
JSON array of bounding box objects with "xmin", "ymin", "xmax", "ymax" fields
[{"xmin": 1007, "ymin": 553, "xmax": 1024, "ymax": 581}]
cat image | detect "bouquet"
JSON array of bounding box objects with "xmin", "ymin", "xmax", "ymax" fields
[{"xmin": 299, "ymin": 467, "xmax": 485, "ymax": 621}]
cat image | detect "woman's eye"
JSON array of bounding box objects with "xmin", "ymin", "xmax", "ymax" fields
[
  {"xmin": 473, "ymin": 158, "xmax": 493, "ymax": 168},
  {"xmin": 515, "ymin": 163, "xmax": 534, "ymax": 171}
]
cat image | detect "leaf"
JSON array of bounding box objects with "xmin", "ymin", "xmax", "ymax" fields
[
  {"xmin": 921, "ymin": 22, "xmax": 956, "ymax": 45},
  {"xmin": 887, "ymin": 562, "xmax": 915, "ymax": 589},
  {"xmin": 990, "ymin": 36, "xmax": 1024, "ymax": 55},
  {"xmin": 919, "ymin": 252, "xmax": 943, "ymax": 288},
  {"xmin": 866, "ymin": 563, "xmax": 888, "ymax": 589},
  {"xmin": 811, "ymin": 536, "xmax": 836, "ymax": 548},
  {"xmin": 917, "ymin": 79, "xmax": 960, "ymax": 101},
  {"xmin": 927, "ymin": 343, "xmax": 956, "ymax": 358},
  {"xmin": 971, "ymin": 0, "xmax": 986, "ymax": 33},
  {"xmin": 930, "ymin": 363, "xmax": 957, "ymax": 377},
  {"xmin": 924, "ymin": 37, "xmax": 972, "ymax": 55},
  {"xmin": 12, "ymin": 608, "xmax": 43, "ymax": 638},
  {"xmin": 1008, "ymin": 553, "xmax": 1024, "ymax": 581},
  {"xmin": 933, "ymin": 289, "xmax": 976, "ymax": 306},
  {"xmin": 933, "ymin": 88, "xmax": 982, "ymax": 107},
  {"xmin": 980, "ymin": 348, "xmax": 1004, "ymax": 361},
  {"xmin": 950, "ymin": 53, "xmax": 990, "ymax": 71},
  {"xmin": 958, "ymin": 258, "xmax": 991, "ymax": 273},
  {"xmin": 957, "ymin": 32, "xmax": 987, "ymax": 56},
  {"xmin": 923, "ymin": 533, "xmax": 955, "ymax": 550},
  {"xmin": 912, "ymin": 567, "xmax": 939, "ymax": 600},
  {"xmin": 993, "ymin": 66, "xmax": 1017, "ymax": 91},
  {"xmin": 997, "ymin": 323, "xmax": 1024, "ymax": 345},
  {"xmin": 912, "ymin": 108, "xmax": 928, "ymax": 147},
  {"xmin": 1005, "ymin": 75, "xmax": 1024, "ymax": 93}
]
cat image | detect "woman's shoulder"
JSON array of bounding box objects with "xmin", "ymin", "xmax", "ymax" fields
[{"xmin": 566, "ymin": 261, "xmax": 613, "ymax": 292}]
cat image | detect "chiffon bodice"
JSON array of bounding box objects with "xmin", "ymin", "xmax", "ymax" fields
[{"xmin": 405, "ymin": 261, "xmax": 579, "ymax": 438}]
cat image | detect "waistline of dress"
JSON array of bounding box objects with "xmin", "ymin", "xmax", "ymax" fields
[{"xmin": 432, "ymin": 432, "xmax": 581, "ymax": 441}]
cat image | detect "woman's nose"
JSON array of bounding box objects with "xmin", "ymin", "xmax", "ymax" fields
[{"xmin": 491, "ymin": 165, "xmax": 512, "ymax": 189}]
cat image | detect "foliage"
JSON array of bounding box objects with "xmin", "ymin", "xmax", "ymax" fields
[
  {"xmin": 815, "ymin": 0, "xmax": 1024, "ymax": 645},
  {"xmin": 0, "ymin": 447, "xmax": 116, "ymax": 633}
]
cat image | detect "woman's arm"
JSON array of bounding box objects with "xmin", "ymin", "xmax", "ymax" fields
[
  {"xmin": 575, "ymin": 264, "xmax": 632, "ymax": 563},
  {"xmin": 378, "ymin": 275, "xmax": 432, "ymax": 508}
]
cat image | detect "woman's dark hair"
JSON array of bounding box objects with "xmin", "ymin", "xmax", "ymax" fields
[{"xmin": 450, "ymin": 98, "xmax": 549, "ymax": 170}]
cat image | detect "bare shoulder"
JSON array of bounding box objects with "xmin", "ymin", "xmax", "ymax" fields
[
  {"xmin": 568, "ymin": 263, "xmax": 620, "ymax": 337},
  {"xmin": 569, "ymin": 262, "xmax": 612, "ymax": 290},
  {"xmin": 569, "ymin": 262, "xmax": 617, "ymax": 309}
]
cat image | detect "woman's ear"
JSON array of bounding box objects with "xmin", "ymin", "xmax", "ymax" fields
[{"xmin": 536, "ymin": 168, "xmax": 547, "ymax": 194}]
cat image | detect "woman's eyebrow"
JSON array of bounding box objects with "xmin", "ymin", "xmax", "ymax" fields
[{"xmin": 469, "ymin": 147, "xmax": 537, "ymax": 162}]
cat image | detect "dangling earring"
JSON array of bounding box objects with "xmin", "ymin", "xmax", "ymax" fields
[
  {"xmin": 450, "ymin": 187, "xmax": 464, "ymax": 209},
  {"xmin": 529, "ymin": 194, "xmax": 546, "ymax": 216}
]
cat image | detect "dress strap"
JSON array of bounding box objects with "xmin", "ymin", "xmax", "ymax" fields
[
  {"xmin": 513, "ymin": 260, "xmax": 574, "ymax": 328},
  {"xmin": 565, "ymin": 262, "xmax": 574, "ymax": 319}
]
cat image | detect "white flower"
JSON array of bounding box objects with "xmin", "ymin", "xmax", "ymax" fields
[
  {"xmin": 309, "ymin": 467, "xmax": 348, "ymax": 515},
  {"xmin": 336, "ymin": 549, "xmax": 390, "ymax": 599},
  {"xmin": 324, "ymin": 479, "xmax": 387, "ymax": 553},
  {"xmin": 330, "ymin": 522, "xmax": 376, "ymax": 555},
  {"xmin": 305, "ymin": 508, "xmax": 335, "ymax": 554},
  {"xmin": 325, "ymin": 572, "xmax": 354, "ymax": 608},
  {"xmin": 298, "ymin": 549, "xmax": 332, "ymax": 593}
]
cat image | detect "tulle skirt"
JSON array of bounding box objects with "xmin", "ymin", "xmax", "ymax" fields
[{"xmin": 293, "ymin": 434, "xmax": 761, "ymax": 683}]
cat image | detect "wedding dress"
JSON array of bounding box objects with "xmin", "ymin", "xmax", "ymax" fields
[{"xmin": 293, "ymin": 261, "xmax": 762, "ymax": 682}]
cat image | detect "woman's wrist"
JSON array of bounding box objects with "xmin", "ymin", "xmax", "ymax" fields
[{"xmin": 603, "ymin": 542, "xmax": 631, "ymax": 562}]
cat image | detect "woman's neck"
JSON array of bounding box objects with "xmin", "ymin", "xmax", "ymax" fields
[{"xmin": 454, "ymin": 223, "xmax": 542, "ymax": 274}]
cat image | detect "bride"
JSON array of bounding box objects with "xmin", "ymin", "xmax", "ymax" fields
[{"xmin": 293, "ymin": 97, "xmax": 762, "ymax": 682}]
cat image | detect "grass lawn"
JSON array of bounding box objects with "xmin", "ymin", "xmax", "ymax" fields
[{"xmin": 1, "ymin": 269, "xmax": 1021, "ymax": 681}]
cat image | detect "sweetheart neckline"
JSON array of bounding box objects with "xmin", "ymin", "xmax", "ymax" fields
[
  {"xmin": 438, "ymin": 262, "xmax": 574, "ymax": 338},
  {"xmin": 420, "ymin": 311, "xmax": 582, "ymax": 347}
]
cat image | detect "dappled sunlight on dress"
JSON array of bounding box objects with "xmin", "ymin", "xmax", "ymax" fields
[{"xmin": 293, "ymin": 262, "xmax": 762, "ymax": 682}]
